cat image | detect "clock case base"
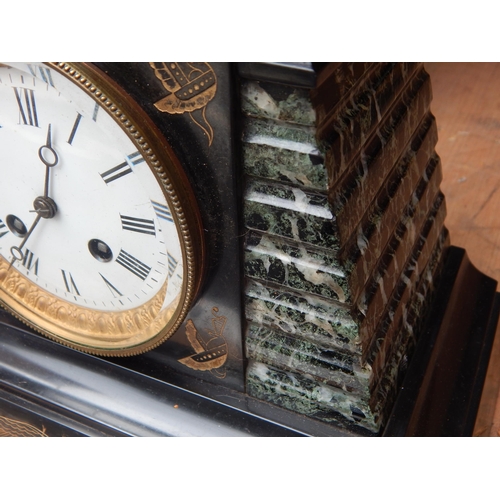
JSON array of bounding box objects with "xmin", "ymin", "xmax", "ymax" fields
[{"xmin": 0, "ymin": 245, "xmax": 498, "ymax": 436}]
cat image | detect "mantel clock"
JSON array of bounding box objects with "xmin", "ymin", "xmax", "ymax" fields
[{"xmin": 0, "ymin": 62, "xmax": 498, "ymax": 437}]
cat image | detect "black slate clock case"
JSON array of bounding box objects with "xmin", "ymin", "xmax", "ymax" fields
[
  {"xmin": 0, "ymin": 62, "xmax": 498, "ymax": 437},
  {"xmin": 89, "ymin": 63, "xmax": 247, "ymax": 396}
]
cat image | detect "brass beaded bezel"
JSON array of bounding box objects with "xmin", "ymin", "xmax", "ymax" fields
[{"xmin": 0, "ymin": 62, "xmax": 205, "ymax": 356}]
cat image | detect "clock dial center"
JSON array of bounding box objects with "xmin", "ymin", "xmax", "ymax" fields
[{"xmin": 32, "ymin": 196, "xmax": 57, "ymax": 219}]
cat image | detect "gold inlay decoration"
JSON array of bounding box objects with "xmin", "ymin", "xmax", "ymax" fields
[
  {"xmin": 0, "ymin": 415, "xmax": 48, "ymax": 437},
  {"xmin": 150, "ymin": 63, "xmax": 217, "ymax": 146},
  {"xmin": 178, "ymin": 307, "xmax": 228, "ymax": 378}
]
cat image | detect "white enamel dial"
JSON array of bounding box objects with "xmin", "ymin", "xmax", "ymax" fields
[{"xmin": 0, "ymin": 63, "xmax": 202, "ymax": 355}]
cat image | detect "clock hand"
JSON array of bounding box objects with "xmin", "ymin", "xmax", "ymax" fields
[
  {"xmin": 9, "ymin": 195, "xmax": 58, "ymax": 268},
  {"xmin": 38, "ymin": 123, "xmax": 59, "ymax": 198},
  {"xmin": 9, "ymin": 212, "xmax": 42, "ymax": 268},
  {"xmin": 9, "ymin": 125, "xmax": 60, "ymax": 268}
]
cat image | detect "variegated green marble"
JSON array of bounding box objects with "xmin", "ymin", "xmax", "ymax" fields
[
  {"xmin": 241, "ymin": 80, "xmax": 316, "ymax": 126},
  {"xmin": 240, "ymin": 63, "xmax": 448, "ymax": 434},
  {"xmin": 355, "ymin": 160, "xmax": 443, "ymax": 325},
  {"xmin": 244, "ymin": 118, "xmax": 441, "ymax": 313},
  {"xmin": 316, "ymin": 63, "xmax": 419, "ymax": 168},
  {"xmin": 312, "ymin": 63, "xmax": 374, "ymax": 125},
  {"xmin": 329, "ymin": 71, "xmax": 433, "ymax": 245},
  {"xmin": 247, "ymin": 360, "xmax": 378, "ymax": 433},
  {"xmin": 246, "ymin": 323, "xmax": 371, "ymax": 395},
  {"xmin": 245, "ymin": 279, "xmax": 361, "ymax": 354},
  {"xmin": 243, "ymin": 116, "xmax": 318, "ymax": 154},
  {"xmin": 370, "ymin": 228, "xmax": 450, "ymax": 420},
  {"xmin": 339, "ymin": 116, "xmax": 438, "ymax": 292},
  {"xmin": 358, "ymin": 191, "xmax": 446, "ymax": 353},
  {"xmin": 244, "ymin": 231, "xmax": 349, "ymax": 303},
  {"xmin": 242, "ymin": 142, "xmax": 326, "ymax": 189},
  {"xmin": 244, "ymin": 179, "xmax": 339, "ymax": 251},
  {"xmin": 365, "ymin": 194, "xmax": 448, "ymax": 366}
]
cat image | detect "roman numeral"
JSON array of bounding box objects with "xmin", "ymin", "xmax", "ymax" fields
[
  {"xmin": 67, "ymin": 113, "xmax": 82, "ymax": 145},
  {"xmin": 92, "ymin": 102, "xmax": 99, "ymax": 121},
  {"xmin": 120, "ymin": 215, "xmax": 156, "ymax": 236},
  {"xmin": 0, "ymin": 219, "xmax": 7, "ymax": 238},
  {"xmin": 152, "ymin": 200, "xmax": 173, "ymax": 223},
  {"xmin": 100, "ymin": 161, "xmax": 132, "ymax": 184},
  {"xmin": 100, "ymin": 152, "xmax": 145, "ymax": 184},
  {"xmin": 116, "ymin": 249, "xmax": 151, "ymax": 280},
  {"xmin": 126, "ymin": 151, "xmax": 145, "ymax": 167},
  {"xmin": 21, "ymin": 249, "xmax": 39, "ymax": 275},
  {"xmin": 167, "ymin": 252, "xmax": 178, "ymax": 278},
  {"xmin": 14, "ymin": 87, "xmax": 39, "ymax": 127},
  {"xmin": 62, "ymin": 270, "xmax": 80, "ymax": 295},
  {"xmin": 99, "ymin": 273, "xmax": 123, "ymax": 298},
  {"xmin": 27, "ymin": 64, "xmax": 55, "ymax": 87}
]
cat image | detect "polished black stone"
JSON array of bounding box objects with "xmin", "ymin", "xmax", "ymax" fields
[{"xmin": 0, "ymin": 246, "xmax": 497, "ymax": 436}]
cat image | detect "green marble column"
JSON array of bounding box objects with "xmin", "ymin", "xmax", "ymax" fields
[{"xmin": 241, "ymin": 63, "xmax": 449, "ymax": 434}]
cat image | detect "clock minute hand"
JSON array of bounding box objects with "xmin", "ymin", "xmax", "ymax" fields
[
  {"xmin": 9, "ymin": 195, "xmax": 58, "ymax": 269},
  {"xmin": 9, "ymin": 125, "xmax": 60, "ymax": 269},
  {"xmin": 9, "ymin": 212, "xmax": 42, "ymax": 268},
  {"xmin": 38, "ymin": 123, "xmax": 59, "ymax": 198}
]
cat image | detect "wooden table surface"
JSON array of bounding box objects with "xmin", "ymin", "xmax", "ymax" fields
[{"xmin": 425, "ymin": 63, "xmax": 500, "ymax": 436}]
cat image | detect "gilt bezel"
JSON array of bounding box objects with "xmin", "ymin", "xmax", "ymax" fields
[{"xmin": 0, "ymin": 62, "xmax": 206, "ymax": 356}]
